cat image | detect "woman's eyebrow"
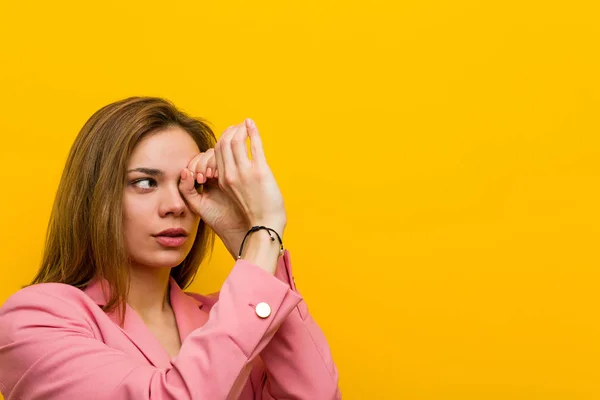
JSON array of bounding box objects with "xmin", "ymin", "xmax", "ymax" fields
[{"xmin": 126, "ymin": 167, "xmax": 164, "ymax": 176}]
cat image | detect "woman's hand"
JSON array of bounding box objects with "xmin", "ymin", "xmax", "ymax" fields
[
  {"xmin": 179, "ymin": 148, "xmax": 249, "ymax": 259},
  {"xmin": 179, "ymin": 119, "xmax": 287, "ymax": 257},
  {"xmin": 214, "ymin": 119, "xmax": 287, "ymax": 234}
]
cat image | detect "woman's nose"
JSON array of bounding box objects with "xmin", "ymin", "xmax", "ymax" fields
[{"xmin": 159, "ymin": 186, "xmax": 187, "ymax": 217}]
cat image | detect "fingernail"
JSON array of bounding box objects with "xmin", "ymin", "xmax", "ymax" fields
[
  {"xmin": 207, "ymin": 167, "xmax": 212, "ymax": 177},
  {"xmin": 197, "ymin": 173, "xmax": 204, "ymax": 183},
  {"xmin": 246, "ymin": 118, "xmax": 254, "ymax": 127},
  {"xmin": 181, "ymin": 169, "xmax": 187, "ymax": 180}
]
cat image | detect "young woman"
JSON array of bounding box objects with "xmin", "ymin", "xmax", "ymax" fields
[{"xmin": 0, "ymin": 97, "xmax": 340, "ymax": 399}]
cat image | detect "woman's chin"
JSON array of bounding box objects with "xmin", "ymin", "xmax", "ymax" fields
[{"xmin": 135, "ymin": 252, "xmax": 188, "ymax": 269}]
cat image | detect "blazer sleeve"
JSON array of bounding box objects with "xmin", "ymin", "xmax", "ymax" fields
[
  {"xmin": 254, "ymin": 250, "xmax": 342, "ymax": 400},
  {"xmin": 0, "ymin": 260, "xmax": 301, "ymax": 400}
]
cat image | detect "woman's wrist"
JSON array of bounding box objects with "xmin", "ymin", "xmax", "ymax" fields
[
  {"xmin": 219, "ymin": 228, "xmax": 248, "ymax": 261},
  {"xmin": 251, "ymin": 219, "xmax": 286, "ymax": 237},
  {"xmin": 239, "ymin": 228, "xmax": 284, "ymax": 275}
]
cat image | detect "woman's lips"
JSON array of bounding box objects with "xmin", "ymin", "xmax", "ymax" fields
[
  {"xmin": 153, "ymin": 228, "xmax": 188, "ymax": 247},
  {"xmin": 155, "ymin": 236, "xmax": 187, "ymax": 247}
]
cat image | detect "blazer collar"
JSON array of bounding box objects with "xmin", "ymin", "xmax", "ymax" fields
[{"xmin": 83, "ymin": 276, "xmax": 209, "ymax": 368}]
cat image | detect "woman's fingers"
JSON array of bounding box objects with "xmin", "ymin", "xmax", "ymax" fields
[
  {"xmin": 204, "ymin": 151, "xmax": 217, "ymax": 178},
  {"xmin": 214, "ymin": 125, "xmax": 235, "ymax": 175},
  {"xmin": 214, "ymin": 118, "xmax": 264, "ymax": 184},
  {"xmin": 178, "ymin": 168, "xmax": 201, "ymax": 210},
  {"xmin": 245, "ymin": 118, "xmax": 266, "ymax": 166},
  {"xmin": 211, "ymin": 118, "xmax": 286, "ymax": 230},
  {"xmin": 214, "ymin": 132, "xmax": 227, "ymax": 187},
  {"xmin": 231, "ymin": 123, "xmax": 251, "ymax": 169},
  {"xmin": 218, "ymin": 124, "xmax": 241, "ymax": 184},
  {"xmin": 180, "ymin": 118, "xmax": 264, "ymax": 217},
  {"xmin": 187, "ymin": 149, "xmax": 217, "ymax": 183},
  {"xmin": 187, "ymin": 153, "xmax": 205, "ymax": 183}
]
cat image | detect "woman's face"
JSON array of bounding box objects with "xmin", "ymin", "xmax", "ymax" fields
[{"xmin": 123, "ymin": 126, "xmax": 201, "ymax": 270}]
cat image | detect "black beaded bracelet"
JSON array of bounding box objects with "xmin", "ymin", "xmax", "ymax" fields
[{"xmin": 237, "ymin": 226, "xmax": 284, "ymax": 260}]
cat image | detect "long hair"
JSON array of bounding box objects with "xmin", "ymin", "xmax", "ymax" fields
[{"xmin": 31, "ymin": 97, "xmax": 216, "ymax": 323}]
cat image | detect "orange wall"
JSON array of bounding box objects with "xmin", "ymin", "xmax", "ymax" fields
[{"xmin": 1, "ymin": 1, "xmax": 600, "ymax": 398}]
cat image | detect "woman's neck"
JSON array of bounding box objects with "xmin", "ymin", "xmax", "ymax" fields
[{"xmin": 127, "ymin": 264, "xmax": 173, "ymax": 322}]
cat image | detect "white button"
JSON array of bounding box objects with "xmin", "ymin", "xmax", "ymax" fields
[{"xmin": 255, "ymin": 302, "xmax": 271, "ymax": 318}]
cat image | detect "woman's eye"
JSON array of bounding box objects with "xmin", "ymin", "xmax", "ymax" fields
[{"xmin": 132, "ymin": 178, "xmax": 157, "ymax": 189}]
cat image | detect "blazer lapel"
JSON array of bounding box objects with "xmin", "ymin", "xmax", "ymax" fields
[
  {"xmin": 168, "ymin": 277, "xmax": 209, "ymax": 343},
  {"xmin": 83, "ymin": 278, "xmax": 206, "ymax": 368},
  {"xmin": 117, "ymin": 303, "xmax": 173, "ymax": 367}
]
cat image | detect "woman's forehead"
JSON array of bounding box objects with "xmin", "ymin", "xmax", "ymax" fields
[{"xmin": 128, "ymin": 127, "xmax": 199, "ymax": 170}]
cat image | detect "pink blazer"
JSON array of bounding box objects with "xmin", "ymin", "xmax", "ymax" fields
[{"xmin": 0, "ymin": 250, "xmax": 340, "ymax": 399}]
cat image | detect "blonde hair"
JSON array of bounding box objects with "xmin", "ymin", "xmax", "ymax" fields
[{"xmin": 31, "ymin": 97, "xmax": 216, "ymax": 323}]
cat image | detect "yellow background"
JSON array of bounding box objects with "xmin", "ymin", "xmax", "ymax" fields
[{"xmin": 1, "ymin": 1, "xmax": 600, "ymax": 398}]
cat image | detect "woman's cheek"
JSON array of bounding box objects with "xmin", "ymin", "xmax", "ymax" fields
[{"xmin": 122, "ymin": 197, "xmax": 152, "ymax": 247}]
